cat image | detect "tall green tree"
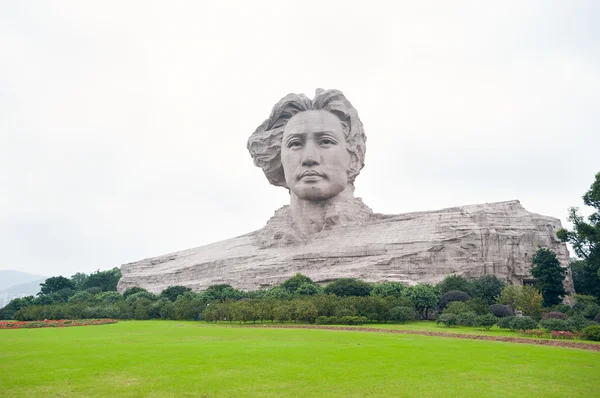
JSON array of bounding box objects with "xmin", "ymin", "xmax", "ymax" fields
[
  {"xmin": 403, "ymin": 284, "xmax": 440, "ymax": 319},
  {"xmin": 324, "ymin": 278, "xmax": 372, "ymax": 297},
  {"xmin": 39, "ymin": 276, "xmax": 75, "ymax": 296},
  {"xmin": 469, "ymin": 275, "xmax": 506, "ymax": 304},
  {"xmin": 557, "ymin": 172, "xmax": 600, "ymax": 299},
  {"xmin": 530, "ymin": 247, "xmax": 567, "ymax": 306},
  {"xmin": 83, "ymin": 267, "xmax": 121, "ymax": 292}
]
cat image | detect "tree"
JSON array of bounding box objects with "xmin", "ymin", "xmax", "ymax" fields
[
  {"xmin": 324, "ymin": 278, "xmax": 372, "ymax": 297},
  {"xmin": 123, "ymin": 287, "xmax": 149, "ymax": 298},
  {"xmin": 496, "ymin": 285, "xmax": 521, "ymax": 310},
  {"xmin": 497, "ymin": 285, "xmax": 543, "ymax": 319},
  {"xmin": 517, "ymin": 285, "xmax": 544, "ymax": 319},
  {"xmin": 295, "ymin": 282, "xmax": 323, "ymax": 296},
  {"xmin": 39, "ymin": 276, "xmax": 75, "ymax": 296},
  {"xmin": 83, "ymin": 267, "xmax": 121, "ymax": 292},
  {"xmin": 280, "ymin": 273, "xmax": 317, "ymax": 293},
  {"xmin": 403, "ymin": 284, "xmax": 440, "ymax": 319},
  {"xmin": 530, "ymin": 247, "xmax": 567, "ymax": 306},
  {"xmin": 161, "ymin": 285, "xmax": 193, "ymax": 302},
  {"xmin": 557, "ymin": 172, "xmax": 600, "ymax": 299},
  {"xmin": 469, "ymin": 275, "xmax": 506, "ymax": 304},
  {"xmin": 436, "ymin": 275, "xmax": 471, "ymax": 295},
  {"xmin": 70, "ymin": 272, "xmax": 88, "ymax": 290},
  {"xmin": 371, "ymin": 282, "xmax": 405, "ymax": 298}
]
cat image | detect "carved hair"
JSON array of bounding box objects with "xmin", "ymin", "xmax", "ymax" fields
[{"xmin": 247, "ymin": 89, "xmax": 366, "ymax": 188}]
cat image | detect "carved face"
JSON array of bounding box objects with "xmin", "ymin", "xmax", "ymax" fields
[{"xmin": 281, "ymin": 110, "xmax": 351, "ymax": 201}]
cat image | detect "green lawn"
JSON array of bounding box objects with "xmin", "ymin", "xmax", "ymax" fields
[{"xmin": 1, "ymin": 321, "xmax": 599, "ymax": 397}]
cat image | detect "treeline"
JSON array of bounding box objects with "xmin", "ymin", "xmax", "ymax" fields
[{"xmin": 3, "ymin": 272, "xmax": 599, "ymax": 332}]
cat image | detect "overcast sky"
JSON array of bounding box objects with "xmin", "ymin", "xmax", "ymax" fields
[{"xmin": 1, "ymin": 1, "xmax": 598, "ymax": 278}]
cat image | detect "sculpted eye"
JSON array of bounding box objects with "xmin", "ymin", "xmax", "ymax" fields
[
  {"xmin": 320, "ymin": 138, "xmax": 336, "ymax": 145},
  {"xmin": 287, "ymin": 140, "xmax": 303, "ymax": 148}
]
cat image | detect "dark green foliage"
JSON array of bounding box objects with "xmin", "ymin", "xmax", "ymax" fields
[
  {"xmin": 436, "ymin": 313, "xmax": 458, "ymax": 327},
  {"xmin": 280, "ymin": 274, "xmax": 317, "ymax": 293},
  {"xmin": 442, "ymin": 301, "xmax": 470, "ymax": 315},
  {"xmin": 497, "ymin": 315, "xmax": 516, "ymax": 329},
  {"xmin": 530, "ymin": 248, "xmax": 567, "ymax": 306},
  {"xmin": 123, "ymin": 287, "xmax": 148, "ymax": 298},
  {"xmin": 456, "ymin": 312, "xmax": 478, "ymax": 327},
  {"xmin": 465, "ymin": 298, "xmax": 491, "ymax": 315},
  {"xmin": 82, "ymin": 268, "xmax": 121, "ymax": 292},
  {"xmin": 566, "ymin": 315, "xmax": 595, "ymax": 332},
  {"xmin": 295, "ymin": 283, "xmax": 323, "ymax": 296},
  {"xmin": 594, "ymin": 313, "xmax": 600, "ymax": 323},
  {"xmin": 262, "ymin": 287, "xmax": 291, "ymax": 300},
  {"xmin": 202, "ymin": 284, "xmax": 244, "ymax": 302},
  {"xmin": 551, "ymin": 303, "xmax": 573, "ymax": 316},
  {"xmin": 436, "ymin": 275, "xmax": 472, "ymax": 295},
  {"xmin": 582, "ymin": 325, "xmax": 600, "ymax": 341},
  {"xmin": 403, "ymin": 284, "xmax": 440, "ymax": 320},
  {"xmin": 542, "ymin": 311, "xmax": 568, "ymax": 320},
  {"xmin": 490, "ymin": 304, "xmax": 513, "ymax": 318},
  {"xmin": 438, "ymin": 290, "xmax": 470, "ymax": 310},
  {"xmin": 39, "ymin": 276, "xmax": 75, "ymax": 296},
  {"xmin": 540, "ymin": 318, "xmax": 570, "ymax": 332},
  {"xmin": 388, "ymin": 306, "xmax": 415, "ymax": 323},
  {"xmin": 510, "ymin": 316, "xmax": 538, "ymax": 331},
  {"xmin": 371, "ymin": 282, "xmax": 405, "ymax": 298},
  {"xmin": 557, "ymin": 172, "xmax": 600, "ymax": 299},
  {"xmin": 469, "ymin": 275, "xmax": 506, "ymax": 304},
  {"xmin": 477, "ymin": 314, "xmax": 497, "ymax": 330},
  {"xmin": 580, "ymin": 304, "xmax": 600, "ymax": 320},
  {"xmin": 70, "ymin": 272, "xmax": 88, "ymax": 290},
  {"xmin": 324, "ymin": 278, "xmax": 372, "ymax": 297},
  {"xmin": 160, "ymin": 286, "xmax": 192, "ymax": 302},
  {"xmin": 0, "ymin": 296, "xmax": 34, "ymax": 320}
]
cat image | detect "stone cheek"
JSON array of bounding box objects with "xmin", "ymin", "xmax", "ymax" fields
[{"xmin": 117, "ymin": 200, "xmax": 574, "ymax": 294}]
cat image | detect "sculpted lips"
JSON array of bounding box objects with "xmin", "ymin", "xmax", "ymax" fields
[{"xmin": 299, "ymin": 170, "xmax": 325, "ymax": 180}]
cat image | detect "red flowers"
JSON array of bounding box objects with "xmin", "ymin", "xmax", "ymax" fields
[
  {"xmin": 551, "ymin": 330, "xmax": 574, "ymax": 340},
  {"xmin": 0, "ymin": 319, "xmax": 118, "ymax": 329}
]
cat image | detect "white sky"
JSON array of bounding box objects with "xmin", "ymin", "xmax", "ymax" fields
[{"xmin": 1, "ymin": 1, "xmax": 599, "ymax": 278}]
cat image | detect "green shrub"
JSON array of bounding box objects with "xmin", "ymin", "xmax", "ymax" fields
[
  {"xmin": 456, "ymin": 312, "xmax": 478, "ymax": 327},
  {"xmin": 325, "ymin": 279, "xmax": 372, "ymax": 297},
  {"xmin": 477, "ymin": 313, "xmax": 497, "ymax": 330},
  {"xmin": 465, "ymin": 298, "xmax": 491, "ymax": 315},
  {"xmin": 582, "ymin": 325, "xmax": 600, "ymax": 341},
  {"xmin": 496, "ymin": 315, "xmax": 516, "ymax": 329},
  {"xmin": 580, "ymin": 304, "xmax": 600, "ymax": 320},
  {"xmin": 314, "ymin": 316, "xmax": 329, "ymax": 325},
  {"xmin": 123, "ymin": 287, "xmax": 148, "ymax": 299},
  {"xmin": 436, "ymin": 313, "xmax": 458, "ymax": 327},
  {"xmin": 551, "ymin": 303, "xmax": 573, "ymax": 315},
  {"xmin": 510, "ymin": 316, "xmax": 538, "ymax": 331},
  {"xmin": 490, "ymin": 304, "xmax": 513, "ymax": 318},
  {"xmin": 540, "ymin": 318, "xmax": 570, "ymax": 332},
  {"xmin": 388, "ymin": 306, "xmax": 414, "ymax": 323},
  {"xmin": 443, "ymin": 301, "xmax": 471, "ymax": 315},
  {"xmin": 542, "ymin": 311, "xmax": 568, "ymax": 320},
  {"xmin": 439, "ymin": 290, "xmax": 470, "ymax": 310},
  {"xmin": 566, "ymin": 315, "xmax": 595, "ymax": 332}
]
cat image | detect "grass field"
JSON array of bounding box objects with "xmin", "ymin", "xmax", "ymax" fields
[{"xmin": 1, "ymin": 321, "xmax": 599, "ymax": 397}]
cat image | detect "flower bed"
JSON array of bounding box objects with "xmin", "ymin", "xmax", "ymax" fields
[{"xmin": 0, "ymin": 319, "xmax": 118, "ymax": 329}]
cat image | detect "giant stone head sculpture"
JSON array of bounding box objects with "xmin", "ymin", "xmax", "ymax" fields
[{"xmin": 247, "ymin": 89, "xmax": 366, "ymax": 201}]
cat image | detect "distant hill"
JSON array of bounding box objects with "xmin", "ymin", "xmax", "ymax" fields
[
  {"xmin": 0, "ymin": 270, "xmax": 47, "ymax": 291},
  {"xmin": 0, "ymin": 271, "xmax": 47, "ymax": 308}
]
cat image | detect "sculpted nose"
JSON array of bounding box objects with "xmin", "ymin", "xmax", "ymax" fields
[{"xmin": 301, "ymin": 141, "xmax": 320, "ymax": 167}]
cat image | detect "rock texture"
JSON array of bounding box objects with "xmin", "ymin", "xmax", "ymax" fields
[{"xmin": 118, "ymin": 200, "xmax": 573, "ymax": 294}]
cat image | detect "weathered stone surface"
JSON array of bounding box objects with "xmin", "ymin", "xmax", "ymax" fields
[
  {"xmin": 116, "ymin": 89, "xmax": 573, "ymax": 294},
  {"xmin": 118, "ymin": 200, "xmax": 573, "ymax": 293}
]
